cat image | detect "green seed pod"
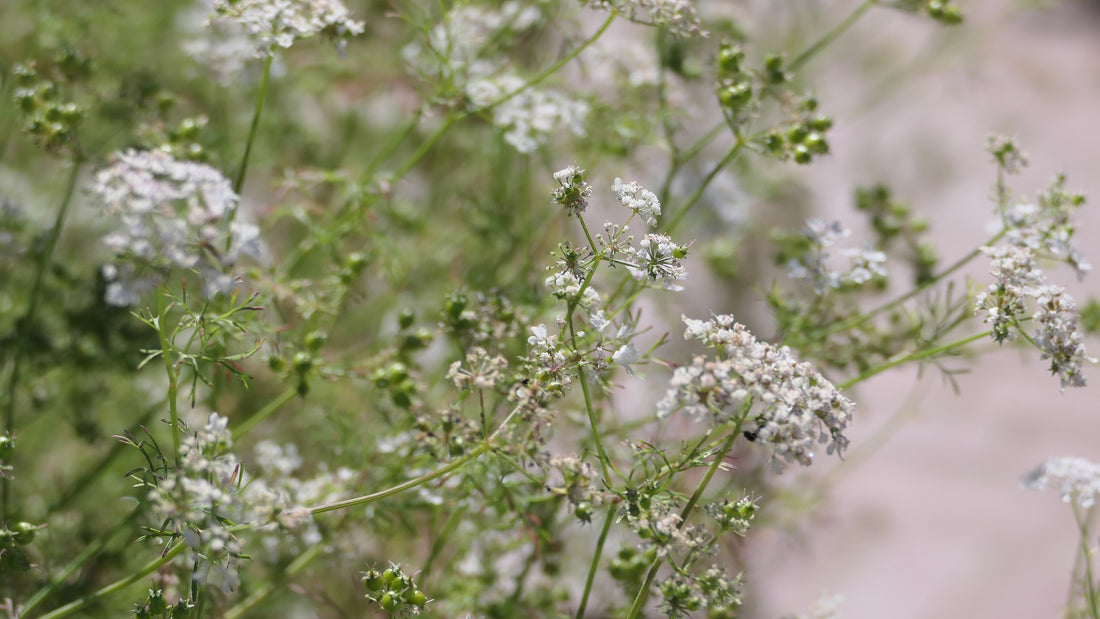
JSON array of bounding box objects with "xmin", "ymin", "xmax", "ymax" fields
[
  {"xmin": 379, "ymin": 592, "xmax": 396, "ymax": 611},
  {"xmin": 13, "ymin": 522, "xmax": 37, "ymax": 545},
  {"xmin": 292, "ymin": 352, "xmax": 314, "ymax": 374},
  {"xmin": 304, "ymin": 331, "xmax": 328, "ymax": 352},
  {"xmin": 362, "ymin": 569, "xmax": 384, "ymax": 591},
  {"xmin": 404, "ymin": 589, "xmax": 427, "ymax": 607}
]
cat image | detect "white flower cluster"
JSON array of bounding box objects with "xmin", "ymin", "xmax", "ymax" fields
[
  {"xmin": 787, "ymin": 219, "xmax": 887, "ymax": 294},
  {"xmin": 149, "ymin": 414, "xmax": 354, "ymax": 588},
  {"xmin": 581, "ymin": 0, "xmax": 706, "ymax": 38},
  {"xmin": 628, "ymin": 233, "xmax": 687, "ymax": 290},
  {"xmin": 659, "ymin": 315, "xmax": 854, "ymax": 472},
  {"xmin": 977, "ymin": 178, "xmax": 1093, "ymax": 389},
  {"xmin": 91, "ymin": 149, "xmax": 264, "ymax": 306},
  {"xmin": 1022, "ymin": 456, "xmax": 1100, "ymax": 508},
  {"xmin": 526, "ymin": 324, "xmax": 568, "ymax": 382},
  {"xmin": 467, "ymin": 73, "xmax": 589, "ymax": 154},
  {"xmin": 211, "ymin": 0, "xmax": 364, "ymax": 56},
  {"xmin": 613, "ymin": 177, "xmax": 662, "ymax": 226},
  {"xmin": 551, "ymin": 165, "xmax": 593, "ymax": 216},
  {"xmin": 180, "ymin": 0, "xmax": 285, "ymax": 84},
  {"xmin": 446, "ymin": 347, "xmax": 509, "ymax": 390}
]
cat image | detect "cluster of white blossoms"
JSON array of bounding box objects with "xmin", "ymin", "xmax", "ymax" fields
[
  {"xmin": 148, "ymin": 414, "xmax": 354, "ymax": 589},
  {"xmin": 613, "ymin": 177, "xmax": 661, "ymax": 226},
  {"xmin": 466, "ymin": 72, "xmax": 590, "ymax": 154},
  {"xmin": 659, "ymin": 314, "xmax": 854, "ymax": 472},
  {"xmin": 786, "ymin": 219, "xmax": 887, "ymax": 294},
  {"xmin": 401, "ymin": 1, "xmax": 541, "ymax": 84},
  {"xmin": 581, "ymin": 0, "xmax": 706, "ymax": 38},
  {"xmin": 976, "ymin": 177, "xmax": 1093, "ymax": 389},
  {"xmin": 1021, "ymin": 456, "xmax": 1100, "ymax": 508},
  {"xmin": 210, "ymin": 0, "xmax": 365, "ymax": 56},
  {"xmin": 402, "ymin": 3, "xmax": 588, "ymax": 153},
  {"xmin": 180, "ymin": 0, "xmax": 284, "ymax": 84},
  {"xmin": 446, "ymin": 346, "xmax": 509, "ymax": 390},
  {"xmin": 90, "ymin": 149, "xmax": 265, "ymax": 306}
]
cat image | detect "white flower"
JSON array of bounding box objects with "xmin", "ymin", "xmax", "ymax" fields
[
  {"xmin": 627, "ymin": 233, "xmax": 687, "ymax": 290},
  {"xmin": 211, "ymin": 0, "xmax": 364, "ymax": 56},
  {"xmin": 91, "ymin": 149, "xmax": 266, "ymax": 305},
  {"xmin": 1022, "ymin": 457, "xmax": 1100, "ymax": 508},
  {"xmin": 660, "ymin": 315, "xmax": 854, "ymax": 472},
  {"xmin": 613, "ymin": 178, "xmax": 662, "ymax": 226}
]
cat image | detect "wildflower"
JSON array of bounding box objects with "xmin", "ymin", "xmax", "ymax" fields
[
  {"xmin": 211, "ymin": 0, "xmax": 365, "ymax": 56},
  {"xmin": 1032, "ymin": 286, "xmax": 1094, "ymax": 390},
  {"xmin": 468, "ymin": 74, "xmax": 589, "ymax": 153},
  {"xmin": 786, "ymin": 219, "xmax": 886, "ymax": 293},
  {"xmin": 613, "ymin": 177, "xmax": 661, "ymax": 226},
  {"xmin": 662, "ymin": 315, "xmax": 854, "ymax": 472},
  {"xmin": 627, "ymin": 233, "xmax": 688, "ymax": 290},
  {"xmin": 180, "ymin": 0, "xmax": 285, "ymax": 84},
  {"xmin": 91, "ymin": 149, "xmax": 265, "ymax": 305},
  {"xmin": 551, "ymin": 165, "xmax": 593, "ymax": 216},
  {"xmin": 1022, "ymin": 456, "xmax": 1100, "ymax": 508},
  {"xmin": 446, "ymin": 347, "xmax": 508, "ymax": 390},
  {"xmin": 581, "ymin": 0, "xmax": 706, "ymax": 39}
]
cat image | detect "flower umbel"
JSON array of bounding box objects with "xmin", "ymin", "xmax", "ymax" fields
[{"xmin": 91, "ymin": 149, "xmax": 264, "ymax": 305}]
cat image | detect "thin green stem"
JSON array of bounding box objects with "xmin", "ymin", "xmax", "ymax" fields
[
  {"xmin": 311, "ymin": 444, "xmax": 487, "ymax": 515},
  {"xmin": 625, "ymin": 428, "xmax": 740, "ymax": 619},
  {"xmin": 224, "ymin": 543, "xmax": 323, "ymax": 619},
  {"xmin": 1074, "ymin": 503, "xmax": 1100, "ymax": 619},
  {"xmin": 788, "ymin": 0, "xmax": 877, "ymax": 73},
  {"xmin": 576, "ymin": 502, "xmax": 615, "ymax": 619},
  {"xmin": 155, "ymin": 288, "xmax": 182, "ymax": 468},
  {"xmin": 233, "ymin": 55, "xmax": 273, "ymax": 197},
  {"xmin": 231, "ymin": 386, "xmax": 298, "ymax": 440},
  {"xmin": 664, "ymin": 141, "xmax": 744, "ymax": 234},
  {"xmin": 577, "ymin": 366, "xmax": 613, "ymax": 481},
  {"xmin": 2, "ymin": 156, "xmax": 81, "ymax": 521},
  {"xmin": 37, "ymin": 542, "xmax": 187, "ymax": 619},
  {"xmin": 21, "ymin": 508, "xmax": 142, "ymax": 616},
  {"xmin": 838, "ymin": 330, "xmax": 989, "ymax": 390}
]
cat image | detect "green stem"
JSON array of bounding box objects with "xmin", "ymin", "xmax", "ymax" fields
[
  {"xmin": 2, "ymin": 156, "xmax": 81, "ymax": 522},
  {"xmin": 1075, "ymin": 503, "xmax": 1100, "ymax": 619},
  {"xmin": 625, "ymin": 428, "xmax": 740, "ymax": 619},
  {"xmin": 155, "ymin": 288, "xmax": 182, "ymax": 468},
  {"xmin": 576, "ymin": 502, "xmax": 615, "ymax": 619},
  {"xmin": 838, "ymin": 330, "xmax": 989, "ymax": 390},
  {"xmin": 231, "ymin": 386, "xmax": 298, "ymax": 440},
  {"xmin": 788, "ymin": 0, "xmax": 877, "ymax": 73},
  {"xmin": 233, "ymin": 55, "xmax": 273, "ymax": 197},
  {"xmin": 37, "ymin": 542, "xmax": 187, "ymax": 619},
  {"xmin": 224, "ymin": 543, "xmax": 323, "ymax": 619},
  {"xmin": 311, "ymin": 444, "xmax": 487, "ymax": 515},
  {"xmin": 20, "ymin": 508, "xmax": 142, "ymax": 616},
  {"xmin": 664, "ymin": 141, "xmax": 744, "ymax": 234}
]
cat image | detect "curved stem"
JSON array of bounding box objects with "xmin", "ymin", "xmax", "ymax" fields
[
  {"xmin": 37, "ymin": 542, "xmax": 187, "ymax": 619},
  {"xmin": 576, "ymin": 502, "xmax": 615, "ymax": 619},
  {"xmin": 311, "ymin": 444, "xmax": 487, "ymax": 515},
  {"xmin": 664, "ymin": 141, "xmax": 744, "ymax": 234},
  {"xmin": 231, "ymin": 386, "xmax": 298, "ymax": 440},
  {"xmin": 233, "ymin": 55, "xmax": 273, "ymax": 197},
  {"xmin": 2, "ymin": 156, "xmax": 81, "ymax": 521},
  {"xmin": 789, "ymin": 0, "xmax": 877, "ymax": 73},
  {"xmin": 20, "ymin": 508, "xmax": 142, "ymax": 616}
]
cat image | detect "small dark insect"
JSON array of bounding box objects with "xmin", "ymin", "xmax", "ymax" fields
[{"xmin": 742, "ymin": 430, "xmax": 758, "ymax": 443}]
